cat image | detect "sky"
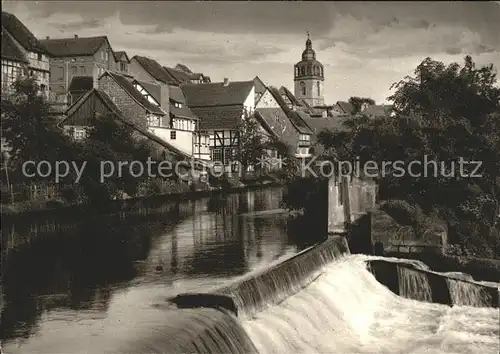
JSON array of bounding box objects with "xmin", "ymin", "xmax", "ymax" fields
[{"xmin": 3, "ymin": 1, "xmax": 500, "ymax": 104}]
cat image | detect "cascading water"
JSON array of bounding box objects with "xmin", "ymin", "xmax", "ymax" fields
[
  {"xmin": 397, "ymin": 265, "xmax": 433, "ymax": 302},
  {"xmin": 5, "ymin": 238, "xmax": 498, "ymax": 353},
  {"xmin": 446, "ymin": 278, "xmax": 494, "ymax": 307},
  {"xmin": 243, "ymin": 256, "xmax": 499, "ymax": 354}
]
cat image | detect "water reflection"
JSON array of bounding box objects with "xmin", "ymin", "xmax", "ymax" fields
[{"xmin": 0, "ymin": 186, "xmax": 321, "ymax": 349}]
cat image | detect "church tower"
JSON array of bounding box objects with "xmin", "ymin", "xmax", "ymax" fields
[{"xmin": 294, "ymin": 33, "xmax": 324, "ymax": 106}]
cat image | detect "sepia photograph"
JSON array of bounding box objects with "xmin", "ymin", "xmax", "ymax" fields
[{"xmin": 1, "ymin": 1, "xmax": 499, "ymax": 353}]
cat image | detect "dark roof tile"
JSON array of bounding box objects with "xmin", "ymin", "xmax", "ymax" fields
[
  {"xmin": 336, "ymin": 101, "xmax": 355, "ymax": 115},
  {"xmin": 181, "ymin": 80, "xmax": 254, "ymax": 107},
  {"xmin": 68, "ymin": 76, "xmax": 94, "ymax": 92},
  {"xmin": 2, "ymin": 12, "xmax": 46, "ymax": 54},
  {"xmin": 267, "ymin": 86, "xmax": 313, "ymax": 135},
  {"xmin": 362, "ymin": 104, "xmax": 393, "ymax": 117},
  {"xmin": 190, "ymin": 105, "xmax": 243, "ymax": 130},
  {"xmin": 103, "ymin": 71, "xmax": 165, "ymax": 115},
  {"xmin": 175, "ymin": 63, "xmax": 192, "ymax": 74},
  {"xmin": 254, "ymin": 108, "xmax": 299, "ymax": 149},
  {"xmin": 61, "ymin": 88, "xmax": 192, "ymax": 160},
  {"xmin": 40, "ymin": 36, "xmax": 108, "ymax": 57},
  {"xmin": 279, "ymin": 86, "xmax": 302, "ymax": 107},
  {"xmin": 1, "ymin": 27, "xmax": 28, "ymax": 63},
  {"xmin": 114, "ymin": 50, "xmax": 129, "ymax": 62},
  {"xmin": 132, "ymin": 56, "xmax": 172, "ymax": 84},
  {"xmin": 168, "ymin": 86, "xmax": 197, "ymax": 119},
  {"xmin": 132, "ymin": 79, "xmax": 161, "ymax": 103},
  {"xmin": 163, "ymin": 66, "xmax": 192, "ymax": 85}
]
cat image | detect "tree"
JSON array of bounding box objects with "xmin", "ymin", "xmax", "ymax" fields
[
  {"xmin": 318, "ymin": 55, "xmax": 500, "ymax": 257},
  {"xmin": 75, "ymin": 114, "xmax": 159, "ymax": 203},
  {"xmin": 1, "ymin": 77, "xmax": 76, "ymax": 182},
  {"xmin": 348, "ymin": 96, "xmax": 376, "ymax": 114},
  {"xmin": 234, "ymin": 114, "xmax": 270, "ymax": 174}
]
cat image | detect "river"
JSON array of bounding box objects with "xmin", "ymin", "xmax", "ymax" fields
[{"xmin": 0, "ymin": 186, "xmax": 318, "ymax": 351}]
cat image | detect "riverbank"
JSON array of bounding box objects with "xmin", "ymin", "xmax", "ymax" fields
[{"xmin": 0, "ymin": 179, "xmax": 285, "ymax": 219}]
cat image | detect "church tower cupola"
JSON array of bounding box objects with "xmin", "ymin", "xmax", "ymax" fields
[{"xmin": 294, "ymin": 32, "xmax": 325, "ymax": 106}]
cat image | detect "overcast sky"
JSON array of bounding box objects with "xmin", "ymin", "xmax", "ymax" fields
[{"xmin": 4, "ymin": 1, "xmax": 500, "ymax": 104}]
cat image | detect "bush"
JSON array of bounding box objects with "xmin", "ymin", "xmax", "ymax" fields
[{"xmin": 381, "ymin": 199, "xmax": 424, "ymax": 226}]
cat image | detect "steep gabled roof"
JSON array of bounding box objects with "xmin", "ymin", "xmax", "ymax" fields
[
  {"xmin": 300, "ymin": 99, "xmax": 322, "ymax": 116},
  {"xmin": 40, "ymin": 36, "xmax": 109, "ymax": 57},
  {"xmin": 181, "ymin": 80, "xmax": 254, "ymax": 107},
  {"xmin": 132, "ymin": 79, "xmax": 161, "ymax": 103},
  {"xmin": 60, "ymin": 88, "xmax": 192, "ymax": 160},
  {"xmin": 2, "ymin": 12, "xmax": 47, "ymax": 54},
  {"xmin": 302, "ymin": 116, "xmax": 351, "ymax": 135},
  {"xmin": 190, "ymin": 105, "xmax": 243, "ymax": 130},
  {"xmin": 279, "ymin": 86, "xmax": 302, "ymax": 107},
  {"xmin": 101, "ymin": 71, "xmax": 165, "ymax": 115},
  {"xmin": 254, "ymin": 108, "xmax": 299, "ymax": 150},
  {"xmin": 68, "ymin": 76, "xmax": 93, "ymax": 92},
  {"xmin": 267, "ymin": 86, "xmax": 313, "ymax": 135},
  {"xmin": 362, "ymin": 104, "xmax": 394, "ymax": 117},
  {"xmin": 114, "ymin": 50, "xmax": 129, "ymax": 62},
  {"xmin": 163, "ymin": 66, "xmax": 192, "ymax": 85},
  {"xmin": 1, "ymin": 27, "xmax": 28, "ymax": 63},
  {"xmin": 169, "ymin": 86, "xmax": 197, "ymax": 120},
  {"xmin": 254, "ymin": 76, "xmax": 267, "ymax": 95},
  {"xmin": 175, "ymin": 63, "xmax": 192, "ymax": 74},
  {"xmin": 131, "ymin": 56, "xmax": 172, "ymax": 84},
  {"xmin": 336, "ymin": 101, "xmax": 355, "ymax": 115}
]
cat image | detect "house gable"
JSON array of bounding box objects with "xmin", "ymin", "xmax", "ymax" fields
[
  {"xmin": 256, "ymin": 89, "xmax": 280, "ymax": 109},
  {"xmin": 60, "ymin": 89, "xmax": 114, "ymax": 127}
]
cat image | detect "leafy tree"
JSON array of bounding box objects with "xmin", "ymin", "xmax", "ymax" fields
[
  {"xmin": 75, "ymin": 114, "xmax": 159, "ymax": 203},
  {"xmin": 318, "ymin": 55, "xmax": 500, "ymax": 257},
  {"xmin": 235, "ymin": 113, "xmax": 272, "ymax": 174},
  {"xmin": 1, "ymin": 77, "xmax": 76, "ymax": 182},
  {"xmin": 348, "ymin": 96, "xmax": 376, "ymax": 114}
]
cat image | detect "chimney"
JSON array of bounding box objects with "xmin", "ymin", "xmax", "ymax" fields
[
  {"xmin": 46, "ymin": 36, "xmax": 50, "ymax": 40},
  {"xmin": 223, "ymin": 78, "xmax": 229, "ymax": 87},
  {"xmin": 74, "ymin": 34, "xmax": 78, "ymax": 39}
]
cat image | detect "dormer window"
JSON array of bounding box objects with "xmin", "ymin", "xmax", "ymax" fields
[{"xmin": 172, "ymin": 101, "xmax": 182, "ymax": 108}]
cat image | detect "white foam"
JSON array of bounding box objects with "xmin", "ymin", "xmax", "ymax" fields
[{"xmin": 243, "ymin": 255, "xmax": 500, "ymax": 354}]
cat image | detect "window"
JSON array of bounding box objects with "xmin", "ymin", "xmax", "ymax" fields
[
  {"xmin": 147, "ymin": 114, "xmax": 160, "ymax": 127},
  {"xmin": 37, "ymin": 53, "xmax": 43, "ymax": 61},
  {"xmin": 170, "ymin": 131, "xmax": 176, "ymax": 140},
  {"xmin": 120, "ymin": 62, "xmax": 127, "ymax": 72},
  {"xmin": 57, "ymin": 67, "xmax": 64, "ymax": 80},
  {"xmin": 1, "ymin": 61, "xmax": 23, "ymax": 92},
  {"xmin": 317, "ymin": 81, "xmax": 320, "ymax": 96},
  {"xmin": 80, "ymin": 66, "xmax": 86, "ymax": 74},
  {"xmin": 295, "ymin": 67, "xmax": 299, "ymax": 76},
  {"xmin": 300, "ymin": 81, "xmax": 306, "ymax": 96},
  {"xmin": 74, "ymin": 128, "xmax": 86, "ymax": 140},
  {"xmin": 71, "ymin": 66, "xmax": 77, "ymax": 75},
  {"xmin": 211, "ymin": 148, "xmax": 222, "ymax": 162},
  {"xmin": 299, "ymin": 134, "xmax": 310, "ymax": 145}
]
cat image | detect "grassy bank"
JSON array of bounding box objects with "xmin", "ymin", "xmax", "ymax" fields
[{"xmin": 1, "ymin": 177, "xmax": 285, "ymax": 219}]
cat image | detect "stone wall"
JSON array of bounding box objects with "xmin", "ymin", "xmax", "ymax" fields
[{"xmin": 371, "ymin": 207, "xmax": 447, "ymax": 255}]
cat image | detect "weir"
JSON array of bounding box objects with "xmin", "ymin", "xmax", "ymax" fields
[{"xmin": 160, "ymin": 176, "xmax": 499, "ymax": 354}]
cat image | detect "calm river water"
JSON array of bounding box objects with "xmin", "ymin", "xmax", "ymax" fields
[{"xmin": 0, "ymin": 186, "xmax": 318, "ymax": 351}]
